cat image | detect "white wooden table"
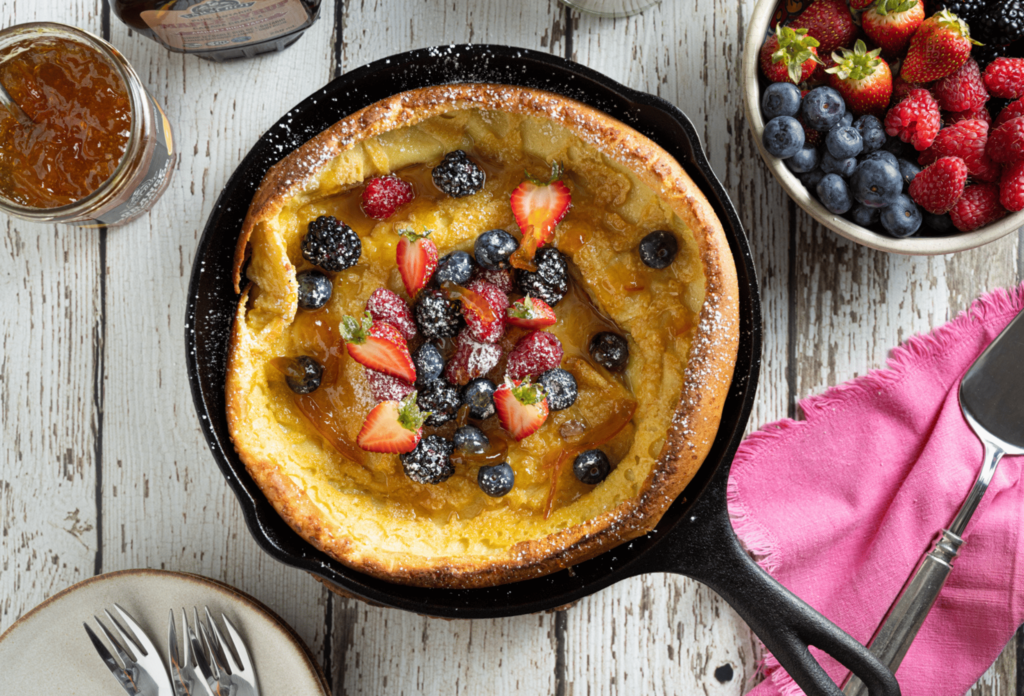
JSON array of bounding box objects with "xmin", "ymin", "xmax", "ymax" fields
[{"xmin": 2, "ymin": 1, "xmax": 1021, "ymax": 693}]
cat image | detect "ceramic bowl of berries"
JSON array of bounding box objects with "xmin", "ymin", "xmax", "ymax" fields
[{"xmin": 743, "ymin": 0, "xmax": 1024, "ymax": 254}]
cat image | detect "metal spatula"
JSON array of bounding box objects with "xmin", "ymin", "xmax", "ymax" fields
[{"xmin": 844, "ymin": 308, "xmax": 1024, "ymax": 696}]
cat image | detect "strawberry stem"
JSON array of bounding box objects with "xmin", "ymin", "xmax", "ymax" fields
[
  {"xmin": 772, "ymin": 24, "xmax": 823, "ymax": 85},
  {"xmin": 827, "ymin": 40, "xmax": 884, "ymax": 81},
  {"xmin": 524, "ymin": 161, "xmax": 564, "ymax": 187},
  {"xmin": 397, "ymin": 391, "xmax": 430, "ymax": 431},
  {"xmin": 397, "ymin": 227, "xmax": 433, "ymax": 243},
  {"xmin": 339, "ymin": 312, "xmax": 373, "ymax": 344}
]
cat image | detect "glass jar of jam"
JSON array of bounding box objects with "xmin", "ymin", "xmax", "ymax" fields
[{"xmin": 0, "ymin": 23, "xmax": 176, "ymax": 227}]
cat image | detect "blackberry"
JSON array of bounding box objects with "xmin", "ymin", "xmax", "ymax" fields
[
  {"xmin": 435, "ymin": 251, "xmax": 476, "ymax": 285},
  {"xmin": 515, "ymin": 247, "xmax": 569, "ymax": 306},
  {"xmin": 589, "ymin": 332, "xmax": 629, "ymax": 372},
  {"xmin": 931, "ymin": 0, "xmax": 991, "ymax": 20},
  {"xmin": 295, "ymin": 270, "xmax": 332, "ymax": 310},
  {"xmin": 412, "ymin": 343, "xmax": 444, "ymax": 385},
  {"xmin": 414, "ymin": 289, "xmax": 463, "ymax": 340},
  {"xmin": 638, "ymin": 230, "xmax": 679, "ymax": 269},
  {"xmin": 973, "ymin": 43, "xmax": 1014, "ymax": 69},
  {"xmin": 461, "ymin": 377, "xmax": 497, "ymax": 420},
  {"xmin": 474, "ymin": 229, "xmax": 519, "ymax": 270},
  {"xmin": 453, "ymin": 425, "xmax": 489, "ymax": 454},
  {"xmin": 432, "ymin": 150, "xmax": 486, "ymax": 198},
  {"xmin": 417, "ymin": 378, "xmax": 462, "ymax": 426},
  {"xmin": 283, "ymin": 356, "xmax": 323, "ymax": 394},
  {"xmin": 970, "ymin": 0, "xmax": 1024, "ymax": 46},
  {"xmin": 922, "ymin": 211, "xmax": 957, "ymax": 235},
  {"xmin": 301, "ymin": 216, "xmax": 361, "ymax": 272},
  {"xmin": 538, "ymin": 368, "xmax": 578, "ymax": 411},
  {"xmin": 401, "ymin": 435, "xmax": 455, "ymax": 484},
  {"xmin": 478, "ymin": 462, "xmax": 515, "ymax": 497},
  {"xmin": 573, "ymin": 449, "xmax": 611, "ymax": 485}
]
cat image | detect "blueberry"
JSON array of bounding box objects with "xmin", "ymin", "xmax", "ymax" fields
[
  {"xmin": 761, "ymin": 82, "xmax": 802, "ymax": 120},
  {"xmin": 538, "ymin": 368, "xmax": 578, "ymax": 411},
  {"xmin": 785, "ymin": 145, "xmax": 820, "ymax": 174},
  {"xmin": 515, "ymin": 246, "xmax": 569, "ymax": 306},
  {"xmin": 461, "ymin": 377, "xmax": 497, "ymax": 419},
  {"xmin": 417, "ymin": 378, "xmax": 462, "ymax": 426},
  {"xmin": 862, "ymin": 150, "xmax": 899, "ymax": 168},
  {"xmin": 849, "ymin": 204, "xmax": 880, "ymax": 227},
  {"xmin": 415, "ymin": 289, "xmax": 463, "ymax": 339},
  {"xmin": 854, "ymin": 115, "xmax": 886, "ymax": 153},
  {"xmin": 841, "ymin": 111, "xmax": 854, "ymax": 128},
  {"xmin": 880, "ymin": 195, "xmax": 923, "ymax": 238},
  {"xmin": 801, "ymin": 87, "xmax": 846, "ymax": 132},
  {"xmin": 432, "ymin": 150, "xmax": 485, "ymax": 198},
  {"xmin": 474, "ymin": 229, "xmax": 519, "ymax": 270},
  {"xmin": 401, "ymin": 435, "xmax": 455, "ymax": 484},
  {"xmin": 589, "ymin": 332, "xmax": 629, "ymax": 372},
  {"xmin": 296, "ymin": 270, "xmax": 332, "ymax": 310},
  {"xmin": 454, "ymin": 425, "xmax": 489, "ymax": 454},
  {"xmin": 821, "ymin": 152, "xmax": 858, "ymax": 178},
  {"xmin": 826, "ymin": 126, "xmax": 863, "ymax": 159},
  {"xmin": 302, "ymin": 216, "xmax": 361, "ymax": 272},
  {"xmin": 851, "ymin": 159, "xmax": 903, "ymax": 208},
  {"xmin": 478, "ymin": 462, "xmax": 515, "ymax": 497},
  {"xmin": 762, "ymin": 116, "xmax": 805, "ymax": 158},
  {"xmin": 799, "ymin": 168, "xmax": 826, "ymax": 190},
  {"xmin": 816, "ymin": 173, "xmax": 853, "ymax": 215},
  {"xmin": 412, "ymin": 343, "xmax": 444, "ymax": 385},
  {"xmin": 283, "ymin": 356, "xmax": 323, "ymax": 394},
  {"xmin": 897, "ymin": 159, "xmax": 921, "ymax": 190},
  {"xmin": 573, "ymin": 449, "xmax": 611, "ymax": 485},
  {"xmin": 638, "ymin": 230, "xmax": 678, "ymax": 269},
  {"xmin": 922, "ymin": 211, "xmax": 956, "ymax": 236},
  {"xmin": 435, "ymin": 251, "xmax": 476, "ymax": 285}
]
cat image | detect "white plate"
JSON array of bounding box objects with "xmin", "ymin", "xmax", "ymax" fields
[{"xmin": 0, "ymin": 569, "xmax": 329, "ymax": 695}]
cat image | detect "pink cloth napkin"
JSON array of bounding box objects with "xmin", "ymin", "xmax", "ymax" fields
[{"xmin": 728, "ymin": 282, "xmax": 1024, "ymax": 696}]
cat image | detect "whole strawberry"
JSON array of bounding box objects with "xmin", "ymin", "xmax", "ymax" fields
[
  {"xmin": 885, "ymin": 88, "xmax": 942, "ymax": 150},
  {"xmin": 983, "ymin": 58, "xmax": 1024, "ymax": 99},
  {"xmin": 790, "ymin": 0, "xmax": 859, "ymax": 56},
  {"xmin": 901, "ymin": 10, "xmax": 978, "ymax": 83},
  {"xmin": 760, "ymin": 25, "xmax": 823, "ymax": 84},
  {"xmin": 933, "ymin": 58, "xmax": 988, "ymax": 112},
  {"xmin": 862, "ymin": 0, "xmax": 926, "ymax": 57},
  {"xmin": 826, "ymin": 40, "xmax": 893, "ymax": 117},
  {"xmin": 909, "ymin": 156, "xmax": 968, "ymax": 213},
  {"xmin": 999, "ymin": 160, "xmax": 1024, "ymax": 212},
  {"xmin": 949, "ymin": 182, "xmax": 1008, "ymax": 231},
  {"xmin": 851, "ymin": 0, "xmax": 875, "ymax": 8},
  {"xmin": 987, "ymin": 116, "xmax": 1024, "ymax": 164}
]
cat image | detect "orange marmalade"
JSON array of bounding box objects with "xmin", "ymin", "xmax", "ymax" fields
[{"xmin": 0, "ymin": 36, "xmax": 131, "ymax": 208}]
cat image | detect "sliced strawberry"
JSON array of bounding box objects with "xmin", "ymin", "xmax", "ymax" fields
[
  {"xmin": 340, "ymin": 312, "xmax": 416, "ymax": 383},
  {"xmin": 365, "ymin": 368, "xmax": 414, "ymax": 403},
  {"xmin": 509, "ymin": 163, "xmax": 571, "ymax": 271},
  {"xmin": 356, "ymin": 392, "xmax": 428, "ymax": 453},
  {"xmin": 506, "ymin": 296, "xmax": 557, "ymax": 330},
  {"xmin": 494, "ymin": 378, "xmax": 549, "ymax": 441},
  {"xmin": 396, "ymin": 228, "xmax": 438, "ymax": 297}
]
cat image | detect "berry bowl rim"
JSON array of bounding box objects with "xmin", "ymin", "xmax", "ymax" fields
[{"xmin": 741, "ymin": 0, "xmax": 1024, "ymax": 256}]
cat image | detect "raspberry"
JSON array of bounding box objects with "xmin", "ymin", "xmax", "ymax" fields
[
  {"xmin": 908, "ymin": 157, "xmax": 968, "ymax": 214},
  {"xmin": 477, "ymin": 268, "xmax": 514, "ymax": 295},
  {"xmin": 934, "ymin": 59, "xmax": 988, "ymax": 112},
  {"xmin": 365, "ymin": 287, "xmax": 417, "ymax": 341},
  {"xmin": 506, "ymin": 331, "xmax": 563, "ymax": 381},
  {"xmin": 927, "ymin": 120, "xmax": 1001, "ymax": 182},
  {"xmin": 987, "ymin": 116, "xmax": 1024, "ymax": 163},
  {"xmin": 892, "ymin": 76, "xmax": 924, "ymax": 105},
  {"xmin": 1000, "ymin": 160, "xmax": 1024, "ymax": 211},
  {"xmin": 360, "ymin": 175, "xmax": 413, "ymax": 220},
  {"xmin": 444, "ymin": 331, "xmax": 502, "ymax": 385},
  {"xmin": 365, "ymin": 369, "xmax": 414, "ymax": 403},
  {"xmin": 885, "ymin": 89, "xmax": 941, "ymax": 150},
  {"xmin": 983, "ymin": 58, "xmax": 1024, "ymax": 99},
  {"xmin": 461, "ymin": 279, "xmax": 509, "ymax": 344},
  {"xmin": 994, "ymin": 97, "xmax": 1024, "ymax": 128},
  {"xmin": 945, "ymin": 104, "xmax": 991, "ymax": 126},
  {"xmin": 949, "ymin": 183, "xmax": 1008, "ymax": 231}
]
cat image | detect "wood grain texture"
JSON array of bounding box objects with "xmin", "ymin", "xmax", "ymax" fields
[{"xmin": 0, "ymin": 0, "xmax": 105, "ymax": 635}]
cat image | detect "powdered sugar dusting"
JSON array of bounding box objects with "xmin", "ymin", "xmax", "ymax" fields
[
  {"xmin": 365, "ymin": 368, "xmax": 415, "ymax": 403},
  {"xmin": 445, "ymin": 330, "xmax": 502, "ymax": 384}
]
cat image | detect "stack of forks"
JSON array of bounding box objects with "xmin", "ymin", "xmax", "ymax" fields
[{"xmin": 83, "ymin": 604, "xmax": 259, "ymax": 696}]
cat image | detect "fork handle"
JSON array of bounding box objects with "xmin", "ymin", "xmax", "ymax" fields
[{"xmin": 842, "ymin": 529, "xmax": 963, "ymax": 696}]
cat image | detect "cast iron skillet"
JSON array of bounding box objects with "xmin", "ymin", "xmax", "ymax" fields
[{"xmin": 185, "ymin": 45, "xmax": 899, "ymax": 696}]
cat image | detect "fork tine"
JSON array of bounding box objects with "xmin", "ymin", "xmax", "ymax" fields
[
  {"xmin": 221, "ymin": 614, "xmax": 255, "ymax": 677},
  {"xmin": 168, "ymin": 609, "xmax": 180, "ymax": 666},
  {"xmin": 112, "ymin": 604, "xmax": 157, "ymax": 657},
  {"xmin": 204, "ymin": 607, "xmax": 241, "ymax": 673},
  {"xmin": 187, "ymin": 607, "xmax": 218, "ymax": 682},
  {"xmin": 84, "ymin": 622, "xmax": 124, "ymax": 672},
  {"xmin": 197, "ymin": 609, "xmax": 227, "ymax": 676},
  {"xmin": 95, "ymin": 615, "xmax": 136, "ymax": 666}
]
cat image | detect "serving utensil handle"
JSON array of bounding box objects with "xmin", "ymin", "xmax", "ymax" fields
[{"xmin": 841, "ymin": 529, "xmax": 963, "ymax": 696}]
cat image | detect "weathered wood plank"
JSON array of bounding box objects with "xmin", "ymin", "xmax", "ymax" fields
[
  {"xmin": 97, "ymin": 3, "xmax": 339, "ymax": 658},
  {"xmin": 0, "ymin": 0, "xmax": 105, "ymax": 635}
]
